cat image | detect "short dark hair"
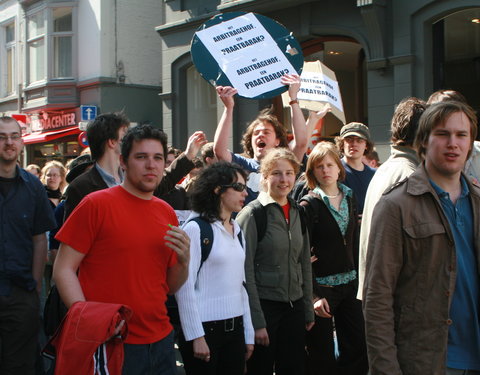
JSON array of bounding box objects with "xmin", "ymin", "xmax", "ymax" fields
[
  {"xmin": 200, "ymin": 142, "xmax": 215, "ymax": 165},
  {"xmin": 390, "ymin": 97, "xmax": 427, "ymax": 146},
  {"xmin": 167, "ymin": 147, "xmax": 182, "ymax": 158},
  {"xmin": 86, "ymin": 112, "xmax": 129, "ymax": 161},
  {"xmin": 241, "ymin": 107, "xmax": 288, "ymax": 158},
  {"xmin": 189, "ymin": 161, "xmax": 247, "ymax": 223},
  {"xmin": 414, "ymin": 101, "xmax": 478, "ymax": 161},
  {"xmin": 0, "ymin": 116, "xmax": 21, "ymax": 133},
  {"xmin": 121, "ymin": 124, "xmax": 168, "ymax": 161}
]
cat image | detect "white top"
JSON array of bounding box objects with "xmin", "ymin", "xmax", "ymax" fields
[{"xmin": 175, "ymin": 216, "xmax": 255, "ymax": 344}]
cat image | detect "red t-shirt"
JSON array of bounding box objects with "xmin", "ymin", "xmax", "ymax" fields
[{"xmin": 56, "ymin": 186, "xmax": 178, "ymax": 344}]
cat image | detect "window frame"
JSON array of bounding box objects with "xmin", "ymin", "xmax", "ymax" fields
[
  {"xmin": 1, "ymin": 19, "xmax": 17, "ymax": 98},
  {"xmin": 25, "ymin": 2, "xmax": 77, "ymax": 87}
]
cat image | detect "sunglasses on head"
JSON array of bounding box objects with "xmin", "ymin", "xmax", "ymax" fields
[{"xmin": 221, "ymin": 182, "xmax": 247, "ymax": 192}]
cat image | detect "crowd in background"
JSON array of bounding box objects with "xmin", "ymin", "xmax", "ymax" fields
[{"xmin": 1, "ymin": 76, "xmax": 479, "ymax": 375}]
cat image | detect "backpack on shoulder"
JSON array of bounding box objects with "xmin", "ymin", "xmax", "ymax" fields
[{"xmin": 166, "ymin": 216, "xmax": 243, "ymax": 326}]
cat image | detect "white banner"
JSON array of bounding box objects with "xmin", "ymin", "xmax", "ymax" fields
[
  {"xmin": 298, "ymin": 71, "xmax": 344, "ymax": 112},
  {"xmin": 195, "ymin": 12, "xmax": 296, "ymax": 98}
]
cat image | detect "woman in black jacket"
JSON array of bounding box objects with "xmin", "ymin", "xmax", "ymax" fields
[{"xmin": 299, "ymin": 142, "xmax": 368, "ymax": 375}]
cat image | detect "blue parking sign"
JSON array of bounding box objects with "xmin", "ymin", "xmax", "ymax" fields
[{"xmin": 80, "ymin": 105, "xmax": 97, "ymax": 121}]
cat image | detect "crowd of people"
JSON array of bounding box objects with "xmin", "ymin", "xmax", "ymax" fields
[{"xmin": 0, "ymin": 78, "xmax": 479, "ymax": 375}]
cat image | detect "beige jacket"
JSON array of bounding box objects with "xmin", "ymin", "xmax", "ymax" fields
[{"xmin": 363, "ymin": 163, "xmax": 480, "ymax": 375}]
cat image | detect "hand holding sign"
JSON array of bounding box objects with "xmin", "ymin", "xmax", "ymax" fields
[
  {"xmin": 281, "ymin": 74, "xmax": 302, "ymax": 100},
  {"xmin": 216, "ymin": 86, "xmax": 238, "ymax": 109}
]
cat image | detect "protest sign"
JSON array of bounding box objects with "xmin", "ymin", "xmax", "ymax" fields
[
  {"xmin": 191, "ymin": 12, "xmax": 304, "ymax": 99},
  {"xmin": 282, "ymin": 60, "xmax": 346, "ymax": 124}
]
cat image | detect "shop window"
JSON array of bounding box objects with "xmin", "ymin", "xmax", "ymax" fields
[{"xmin": 27, "ymin": 11, "xmax": 46, "ymax": 84}]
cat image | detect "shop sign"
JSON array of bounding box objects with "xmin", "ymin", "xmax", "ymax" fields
[{"xmin": 31, "ymin": 111, "xmax": 77, "ymax": 132}]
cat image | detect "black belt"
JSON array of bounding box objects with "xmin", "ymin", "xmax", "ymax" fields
[{"xmin": 203, "ymin": 316, "xmax": 243, "ymax": 332}]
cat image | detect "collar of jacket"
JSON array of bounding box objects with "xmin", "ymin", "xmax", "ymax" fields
[
  {"xmin": 390, "ymin": 145, "xmax": 419, "ymax": 165},
  {"xmin": 406, "ymin": 162, "xmax": 480, "ymax": 199},
  {"xmin": 257, "ymin": 191, "xmax": 296, "ymax": 207}
]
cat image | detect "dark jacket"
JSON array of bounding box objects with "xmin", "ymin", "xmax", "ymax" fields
[
  {"xmin": 363, "ymin": 164, "xmax": 480, "ymax": 375},
  {"xmin": 236, "ymin": 192, "xmax": 314, "ymax": 329},
  {"xmin": 64, "ymin": 153, "xmax": 194, "ymax": 219},
  {"xmin": 299, "ymin": 190, "xmax": 358, "ymax": 299}
]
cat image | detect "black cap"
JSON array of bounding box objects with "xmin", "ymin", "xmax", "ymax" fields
[{"xmin": 66, "ymin": 154, "xmax": 93, "ymax": 183}]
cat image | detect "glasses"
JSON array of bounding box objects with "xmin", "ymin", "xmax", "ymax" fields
[
  {"xmin": 0, "ymin": 134, "xmax": 21, "ymax": 142},
  {"xmin": 46, "ymin": 173, "xmax": 60, "ymax": 178},
  {"xmin": 221, "ymin": 182, "xmax": 247, "ymax": 192}
]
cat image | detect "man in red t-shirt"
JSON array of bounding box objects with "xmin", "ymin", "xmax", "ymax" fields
[{"xmin": 54, "ymin": 124, "xmax": 190, "ymax": 375}]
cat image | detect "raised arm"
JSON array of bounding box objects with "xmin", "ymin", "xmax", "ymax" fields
[
  {"xmin": 306, "ymin": 106, "xmax": 331, "ymax": 140},
  {"xmin": 281, "ymin": 74, "xmax": 307, "ymax": 162},
  {"xmin": 213, "ymin": 86, "xmax": 237, "ymax": 162}
]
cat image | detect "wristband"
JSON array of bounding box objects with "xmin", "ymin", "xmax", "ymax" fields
[{"xmin": 289, "ymin": 99, "xmax": 299, "ymax": 106}]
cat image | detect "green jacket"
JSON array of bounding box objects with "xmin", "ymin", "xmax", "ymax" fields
[{"xmin": 236, "ymin": 191, "xmax": 314, "ymax": 329}]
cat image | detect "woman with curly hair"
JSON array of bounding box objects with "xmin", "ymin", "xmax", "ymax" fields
[{"xmin": 175, "ymin": 161, "xmax": 254, "ymax": 375}]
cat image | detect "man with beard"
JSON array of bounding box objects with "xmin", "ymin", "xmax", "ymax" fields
[
  {"xmin": 0, "ymin": 116, "xmax": 56, "ymax": 374},
  {"xmin": 54, "ymin": 124, "xmax": 190, "ymax": 375}
]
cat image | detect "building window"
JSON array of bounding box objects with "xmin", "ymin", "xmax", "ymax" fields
[
  {"xmin": 53, "ymin": 7, "xmax": 73, "ymax": 78},
  {"xmin": 27, "ymin": 11, "xmax": 46, "ymax": 84},
  {"xmin": 4, "ymin": 22, "xmax": 15, "ymax": 96}
]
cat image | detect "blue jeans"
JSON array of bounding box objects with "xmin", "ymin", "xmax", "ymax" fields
[{"xmin": 122, "ymin": 330, "xmax": 176, "ymax": 375}]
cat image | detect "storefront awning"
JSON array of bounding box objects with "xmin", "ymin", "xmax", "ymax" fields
[{"xmin": 22, "ymin": 126, "xmax": 81, "ymax": 145}]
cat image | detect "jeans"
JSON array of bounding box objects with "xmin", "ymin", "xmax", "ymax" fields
[
  {"xmin": 246, "ymin": 299, "xmax": 306, "ymax": 375},
  {"xmin": 179, "ymin": 316, "xmax": 246, "ymax": 375},
  {"xmin": 306, "ymin": 282, "xmax": 368, "ymax": 375},
  {"xmin": 122, "ymin": 330, "xmax": 176, "ymax": 375},
  {"xmin": 0, "ymin": 286, "xmax": 40, "ymax": 375}
]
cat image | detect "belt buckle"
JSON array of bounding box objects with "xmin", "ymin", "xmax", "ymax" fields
[{"xmin": 224, "ymin": 318, "xmax": 235, "ymax": 332}]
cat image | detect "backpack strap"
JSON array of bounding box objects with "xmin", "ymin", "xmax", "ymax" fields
[
  {"xmin": 249, "ymin": 200, "xmax": 268, "ymax": 243},
  {"xmin": 188, "ymin": 217, "xmax": 214, "ymax": 276},
  {"xmin": 188, "ymin": 216, "xmax": 244, "ymax": 274}
]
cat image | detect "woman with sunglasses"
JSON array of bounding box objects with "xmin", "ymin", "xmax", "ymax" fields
[
  {"xmin": 175, "ymin": 161, "xmax": 254, "ymax": 375},
  {"xmin": 236, "ymin": 148, "xmax": 314, "ymax": 375},
  {"xmin": 299, "ymin": 142, "xmax": 368, "ymax": 375}
]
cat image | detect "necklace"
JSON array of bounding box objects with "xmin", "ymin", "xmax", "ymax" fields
[{"xmin": 325, "ymin": 190, "xmax": 341, "ymax": 199}]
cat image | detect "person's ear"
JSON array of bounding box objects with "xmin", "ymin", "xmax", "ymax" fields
[
  {"xmin": 214, "ymin": 186, "xmax": 221, "ymax": 195},
  {"xmin": 120, "ymin": 155, "xmax": 127, "ymax": 170}
]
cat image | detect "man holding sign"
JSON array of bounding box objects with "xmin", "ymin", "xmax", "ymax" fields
[{"xmin": 213, "ymin": 74, "xmax": 308, "ymax": 204}]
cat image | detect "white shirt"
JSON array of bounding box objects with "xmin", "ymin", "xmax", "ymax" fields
[{"xmin": 175, "ymin": 217, "xmax": 254, "ymax": 344}]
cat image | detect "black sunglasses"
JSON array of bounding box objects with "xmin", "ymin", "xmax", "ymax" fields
[{"xmin": 221, "ymin": 182, "xmax": 247, "ymax": 192}]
